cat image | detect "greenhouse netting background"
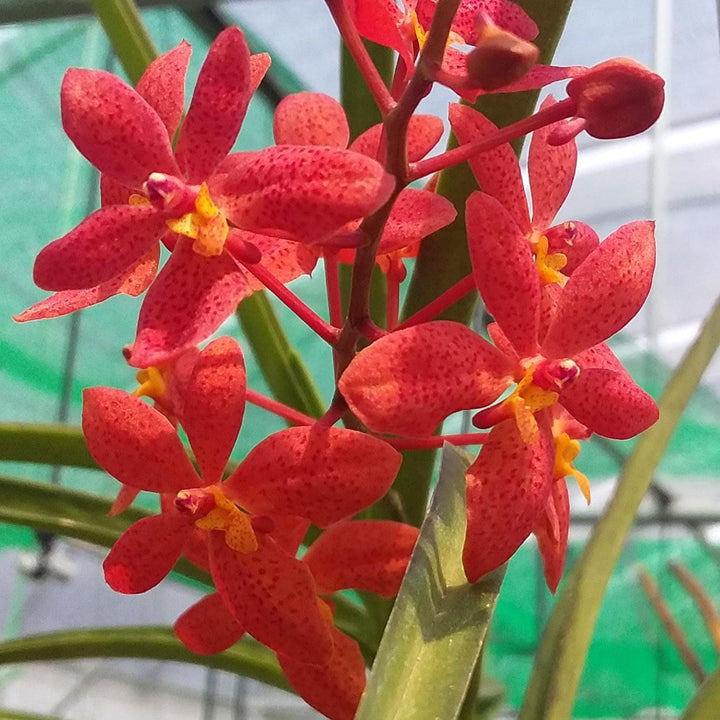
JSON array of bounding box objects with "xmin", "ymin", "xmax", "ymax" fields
[{"xmin": 1, "ymin": 0, "xmax": 719, "ymax": 718}]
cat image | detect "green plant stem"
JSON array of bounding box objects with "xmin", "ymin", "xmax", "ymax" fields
[
  {"xmin": 88, "ymin": 0, "xmax": 157, "ymax": 83},
  {"xmin": 519, "ymin": 292, "xmax": 720, "ymax": 720},
  {"xmin": 0, "ymin": 423, "xmax": 97, "ymax": 469}
]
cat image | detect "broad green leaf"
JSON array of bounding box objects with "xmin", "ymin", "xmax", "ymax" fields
[
  {"xmin": 0, "ymin": 711, "xmax": 67, "ymax": 720},
  {"xmin": 520, "ymin": 293, "xmax": 720, "ymax": 720},
  {"xmin": 680, "ymin": 665, "xmax": 720, "ymax": 720},
  {"xmin": 0, "ymin": 475, "xmax": 373, "ymax": 654},
  {"xmin": 355, "ymin": 444, "xmax": 506, "ymax": 720},
  {"xmin": 0, "ymin": 423, "xmax": 97, "ymax": 470},
  {"xmin": 0, "ymin": 627, "xmax": 290, "ymax": 692}
]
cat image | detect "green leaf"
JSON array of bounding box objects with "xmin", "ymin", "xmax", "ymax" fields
[
  {"xmin": 355, "ymin": 445, "xmax": 506, "ymax": 720},
  {"xmin": 88, "ymin": 0, "xmax": 157, "ymax": 84},
  {"xmin": 0, "ymin": 627, "xmax": 290, "ymax": 692},
  {"xmin": 0, "ymin": 423, "xmax": 98, "ymax": 470},
  {"xmin": 680, "ymin": 665, "xmax": 720, "ymax": 720},
  {"xmin": 236, "ymin": 292, "xmax": 325, "ymax": 419},
  {"xmin": 0, "ymin": 711, "xmax": 67, "ymax": 720},
  {"xmin": 520, "ymin": 293, "xmax": 720, "ymax": 720}
]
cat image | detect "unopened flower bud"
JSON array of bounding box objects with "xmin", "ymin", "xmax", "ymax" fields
[
  {"xmin": 563, "ymin": 58, "xmax": 665, "ymax": 140},
  {"xmin": 465, "ymin": 16, "xmax": 539, "ymax": 92}
]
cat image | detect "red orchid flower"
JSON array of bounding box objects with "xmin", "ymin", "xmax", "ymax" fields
[
  {"xmin": 20, "ymin": 29, "xmax": 394, "ymax": 367},
  {"xmin": 82, "ymin": 336, "xmax": 402, "ymax": 663},
  {"xmin": 175, "ymin": 520, "xmax": 418, "ymax": 720},
  {"xmin": 451, "ymin": 97, "xmax": 600, "ymax": 282},
  {"xmin": 339, "ymin": 219, "xmax": 658, "ymax": 583},
  {"xmin": 346, "ymin": 0, "xmax": 581, "ymax": 99}
]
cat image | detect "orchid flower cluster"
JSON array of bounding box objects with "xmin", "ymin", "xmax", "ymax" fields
[{"xmin": 18, "ymin": 1, "xmax": 665, "ymax": 718}]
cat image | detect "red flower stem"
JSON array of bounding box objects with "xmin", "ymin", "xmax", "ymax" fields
[
  {"xmin": 397, "ymin": 274, "xmax": 476, "ymax": 329},
  {"xmin": 407, "ymin": 97, "xmax": 577, "ymax": 181},
  {"xmin": 246, "ymin": 388, "xmax": 316, "ymax": 426},
  {"xmin": 324, "ymin": 0, "xmax": 396, "ymax": 116},
  {"xmin": 324, "ymin": 249, "xmax": 344, "ymax": 329},
  {"xmin": 386, "ymin": 262, "xmax": 402, "ymax": 331},
  {"xmin": 237, "ymin": 259, "xmax": 340, "ymax": 345},
  {"xmin": 384, "ymin": 432, "xmax": 488, "ymax": 450}
]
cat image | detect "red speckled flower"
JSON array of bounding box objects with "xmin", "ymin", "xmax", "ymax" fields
[{"xmin": 82, "ymin": 336, "xmax": 402, "ymax": 663}]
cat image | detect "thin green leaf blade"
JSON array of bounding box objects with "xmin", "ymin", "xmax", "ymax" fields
[
  {"xmin": 520, "ymin": 293, "xmax": 720, "ymax": 720},
  {"xmin": 355, "ymin": 444, "xmax": 506, "ymax": 720},
  {"xmin": 680, "ymin": 666, "xmax": 720, "ymax": 720},
  {"xmin": 0, "ymin": 423, "xmax": 97, "ymax": 470},
  {"xmin": 0, "ymin": 627, "xmax": 289, "ymax": 692}
]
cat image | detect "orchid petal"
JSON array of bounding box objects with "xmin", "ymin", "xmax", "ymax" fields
[
  {"xmin": 534, "ymin": 480, "xmax": 569, "ymax": 593},
  {"xmin": 129, "ymin": 236, "xmax": 252, "ymax": 368},
  {"xmin": 274, "ymin": 92, "xmax": 350, "ymax": 148},
  {"xmin": 542, "ymin": 222, "xmax": 656, "ymax": 358},
  {"xmin": 546, "ymin": 221, "xmax": 599, "ymax": 275},
  {"xmin": 100, "ymin": 174, "xmax": 133, "ymax": 207},
  {"xmin": 466, "ymin": 191, "xmax": 540, "ymax": 356},
  {"xmin": 279, "ymin": 626, "xmax": 366, "ymax": 720},
  {"xmin": 249, "ymin": 53, "xmax": 271, "ymax": 92},
  {"xmin": 339, "ymin": 321, "xmax": 513, "ymax": 437},
  {"xmin": 449, "ymin": 104, "xmax": 530, "ymax": 231},
  {"xmin": 347, "ymin": 0, "xmax": 414, "ymax": 71},
  {"xmin": 178, "ymin": 337, "xmax": 246, "ymax": 485},
  {"xmin": 220, "ymin": 145, "xmax": 395, "ymax": 243},
  {"xmin": 33, "ymin": 205, "xmax": 165, "ymax": 291},
  {"xmin": 559, "ymin": 368, "xmax": 658, "ymax": 439},
  {"xmin": 16, "ymin": 247, "xmax": 158, "ymax": 322},
  {"xmin": 377, "ymin": 188, "xmax": 457, "ymax": 255},
  {"xmin": 175, "ymin": 27, "xmax": 252, "ymax": 183},
  {"xmin": 463, "ymin": 414, "xmax": 554, "ymax": 583},
  {"xmin": 61, "ymin": 68, "xmax": 179, "ymax": 187},
  {"xmin": 210, "ymin": 534, "xmax": 333, "ymax": 664},
  {"xmin": 225, "ymin": 426, "xmax": 401, "ymax": 527},
  {"xmin": 174, "ymin": 593, "xmax": 245, "ymax": 654},
  {"xmin": 268, "ymin": 516, "xmax": 311, "ymax": 557},
  {"xmin": 304, "ymin": 520, "xmax": 418, "ymax": 597},
  {"xmin": 108, "ymin": 485, "xmax": 140, "ymax": 517},
  {"xmin": 573, "ymin": 341, "xmax": 631, "ymax": 375},
  {"xmin": 82, "ymin": 387, "xmax": 202, "ymax": 492},
  {"xmin": 349, "ymin": 115, "xmax": 444, "ymax": 162},
  {"xmin": 529, "ymin": 96, "xmax": 578, "ymax": 228},
  {"xmin": 136, "ymin": 40, "xmax": 191, "ymax": 138},
  {"xmin": 103, "ymin": 512, "xmax": 191, "ymax": 593}
]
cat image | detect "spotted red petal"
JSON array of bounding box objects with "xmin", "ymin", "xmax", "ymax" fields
[
  {"xmin": 533, "ymin": 480, "xmax": 569, "ymax": 593},
  {"xmin": 278, "ymin": 625, "xmax": 366, "ymax": 720},
  {"xmin": 179, "ymin": 337, "xmax": 246, "ymax": 485},
  {"xmin": 529, "ymin": 96, "xmax": 577, "ymax": 228},
  {"xmin": 249, "ymin": 53, "xmax": 271, "ymax": 92},
  {"xmin": 449, "ymin": 104, "xmax": 530, "ymax": 231},
  {"xmin": 347, "ymin": 0, "xmax": 414, "ymax": 71},
  {"xmin": 33, "ymin": 205, "xmax": 165, "ymax": 292},
  {"xmin": 376, "ymin": 188, "xmax": 457, "ymax": 256},
  {"xmin": 175, "ymin": 27, "xmax": 252, "ymax": 183},
  {"xmin": 349, "ymin": 114, "xmax": 444, "ymax": 162},
  {"xmin": 108, "ymin": 485, "xmax": 140, "ymax": 517},
  {"xmin": 16, "ymin": 247, "xmax": 158, "ymax": 322},
  {"xmin": 100, "ymin": 174, "xmax": 133, "ymax": 207},
  {"xmin": 103, "ymin": 512, "xmax": 192, "ymax": 593},
  {"xmin": 339, "ymin": 321, "xmax": 513, "ymax": 437},
  {"xmin": 82, "ymin": 387, "xmax": 202, "ymax": 493},
  {"xmin": 274, "ymin": 92, "xmax": 350, "ymax": 148},
  {"xmin": 136, "ymin": 40, "xmax": 192, "ymax": 138},
  {"xmin": 463, "ymin": 415, "xmax": 554, "ymax": 583},
  {"xmin": 559, "ymin": 368, "xmax": 658, "ymax": 439},
  {"xmin": 128, "ymin": 236, "xmax": 252, "ymax": 368},
  {"xmin": 220, "ymin": 145, "xmax": 395, "ymax": 243},
  {"xmin": 210, "ymin": 534, "xmax": 333, "ymax": 664},
  {"xmin": 174, "ymin": 592, "xmax": 245, "ymax": 654},
  {"xmin": 466, "ymin": 191, "xmax": 540, "ymax": 356},
  {"xmin": 304, "ymin": 520, "xmax": 418, "ymax": 597},
  {"xmin": 61, "ymin": 68, "xmax": 180, "ymax": 187},
  {"xmin": 225, "ymin": 426, "xmax": 401, "ymax": 527},
  {"xmin": 541, "ymin": 221, "xmax": 656, "ymax": 358}
]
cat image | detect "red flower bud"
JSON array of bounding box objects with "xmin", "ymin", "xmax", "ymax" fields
[
  {"xmin": 465, "ymin": 19, "xmax": 539, "ymax": 92},
  {"xmin": 564, "ymin": 58, "xmax": 665, "ymax": 140}
]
